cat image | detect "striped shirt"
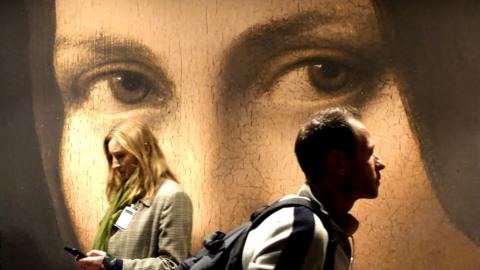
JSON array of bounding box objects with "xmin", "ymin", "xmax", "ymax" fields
[{"xmin": 242, "ymin": 184, "xmax": 355, "ymax": 270}]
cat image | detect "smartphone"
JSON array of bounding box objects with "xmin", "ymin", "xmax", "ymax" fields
[{"xmin": 63, "ymin": 246, "xmax": 87, "ymax": 260}]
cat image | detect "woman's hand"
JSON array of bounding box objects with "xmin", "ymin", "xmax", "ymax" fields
[{"xmin": 76, "ymin": 250, "xmax": 106, "ymax": 270}]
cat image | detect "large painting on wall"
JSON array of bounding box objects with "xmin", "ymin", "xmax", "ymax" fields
[{"xmin": 1, "ymin": 0, "xmax": 479, "ymax": 269}]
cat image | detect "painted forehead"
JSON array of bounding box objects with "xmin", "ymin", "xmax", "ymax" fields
[{"xmin": 55, "ymin": 0, "xmax": 379, "ymax": 42}]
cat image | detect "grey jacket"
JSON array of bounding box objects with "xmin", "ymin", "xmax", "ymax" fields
[{"xmin": 108, "ymin": 179, "xmax": 193, "ymax": 270}]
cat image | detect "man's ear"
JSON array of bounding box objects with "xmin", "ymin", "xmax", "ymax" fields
[{"xmin": 326, "ymin": 150, "xmax": 349, "ymax": 176}]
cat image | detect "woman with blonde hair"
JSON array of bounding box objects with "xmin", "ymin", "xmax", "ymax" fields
[{"xmin": 77, "ymin": 120, "xmax": 192, "ymax": 270}]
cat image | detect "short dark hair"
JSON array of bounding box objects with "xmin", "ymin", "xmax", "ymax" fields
[{"xmin": 294, "ymin": 107, "xmax": 360, "ymax": 183}]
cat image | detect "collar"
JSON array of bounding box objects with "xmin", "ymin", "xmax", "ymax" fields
[
  {"xmin": 297, "ymin": 184, "xmax": 359, "ymax": 236},
  {"xmin": 132, "ymin": 178, "xmax": 171, "ymax": 208},
  {"xmin": 138, "ymin": 199, "xmax": 151, "ymax": 207}
]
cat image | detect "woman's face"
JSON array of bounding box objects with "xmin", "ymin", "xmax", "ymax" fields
[
  {"xmin": 52, "ymin": 0, "xmax": 479, "ymax": 268},
  {"xmin": 107, "ymin": 138, "xmax": 138, "ymax": 180}
]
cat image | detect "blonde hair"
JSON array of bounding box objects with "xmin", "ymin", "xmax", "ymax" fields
[{"xmin": 103, "ymin": 120, "xmax": 177, "ymax": 203}]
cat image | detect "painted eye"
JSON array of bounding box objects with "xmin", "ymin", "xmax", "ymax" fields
[
  {"xmin": 73, "ymin": 63, "xmax": 173, "ymax": 114},
  {"xmin": 264, "ymin": 59, "xmax": 369, "ymax": 106},
  {"xmin": 244, "ymin": 45, "xmax": 385, "ymax": 110},
  {"xmin": 108, "ymin": 71, "xmax": 153, "ymax": 104},
  {"xmin": 307, "ymin": 61, "xmax": 350, "ymax": 93}
]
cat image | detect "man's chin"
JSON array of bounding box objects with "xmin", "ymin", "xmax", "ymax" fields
[
  {"xmin": 364, "ymin": 192, "xmax": 379, "ymax": 199},
  {"xmin": 364, "ymin": 186, "xmax": 379, "ymax": 199}
]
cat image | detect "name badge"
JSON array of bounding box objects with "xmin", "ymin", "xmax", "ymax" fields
[{"xmin": 114, "ymin": 205, "xmax": 137, "ymax": 231}]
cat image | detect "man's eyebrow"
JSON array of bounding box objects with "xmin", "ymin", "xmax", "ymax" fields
[{"xmin": 369, "ymin": 145, "xmax": 375, "ymax": 155}]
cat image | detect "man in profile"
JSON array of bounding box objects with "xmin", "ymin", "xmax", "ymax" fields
[{"xmin": 242, "ymin": 107, "xmax": 386, "ymax": 270}]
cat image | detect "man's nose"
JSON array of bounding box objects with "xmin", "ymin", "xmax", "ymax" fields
[{"xmin": 375, "ymin": 156, "xmax": 385, "ymax": 170}]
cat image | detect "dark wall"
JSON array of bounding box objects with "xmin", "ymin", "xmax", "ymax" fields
[
  {"xmin": 0, "ymin": 0, "xmax": 75, "ymax": 269},
  {"xmin": 380, "ymin": 0, "xmax": 480, "ymax": 246}
]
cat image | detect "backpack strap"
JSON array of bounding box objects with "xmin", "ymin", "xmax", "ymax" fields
[{"xmin": 250, "ymin": 197, "xmax": 321, "ymax": 228}]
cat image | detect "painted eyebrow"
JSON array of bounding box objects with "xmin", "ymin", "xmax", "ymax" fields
[
  {"xmin": 219, "ymin": 11, "xmax": 381, "ymax": 97},
  {"xmin": 55, "ymin": 36, "xmax": 158, "ymax": 64},
  {"xmin": 55, "ymin": 35, "xmax": 172, "ymax": 103}
]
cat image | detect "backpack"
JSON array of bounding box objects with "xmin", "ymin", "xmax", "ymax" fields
[{"xmin": 176, "ymin": 197, "xmax": 337, "ymax": 270}]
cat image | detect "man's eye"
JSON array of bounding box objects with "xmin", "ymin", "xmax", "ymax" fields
[{"xmin": 108, "ymin": 71, "xmax": 153, "ymax": 104}]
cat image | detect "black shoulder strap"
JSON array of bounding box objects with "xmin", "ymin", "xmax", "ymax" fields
[
  {"xmin": 250, "ymin": 197, "xmax": 318, "ymax": 227},
  {"xmin": 249, "ymin": 197, "xmax": 337, "ymax": 270}
]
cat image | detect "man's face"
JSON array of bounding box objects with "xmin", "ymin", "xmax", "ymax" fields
[
  {"xmin": 347, "ymin": 119, "xmax": 385, "ymax": 199},
  {"xmin": 50, "ymin": 1, "xmax": 479, "ymax": 269}
]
